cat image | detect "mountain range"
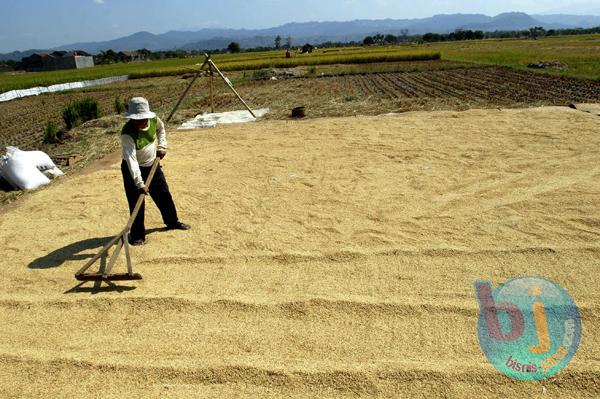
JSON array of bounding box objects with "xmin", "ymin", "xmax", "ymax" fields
[{"xmin": 2, "ymin": 12, "xmax": 600, "ymax": 61}]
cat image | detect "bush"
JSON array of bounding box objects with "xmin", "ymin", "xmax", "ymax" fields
[
  {"xmin": 43, "ymin": 121, "xmax": 59, "ymax": 143},
  {"xmin": 62, "ymin": 104, "xmax": 80, "ymax": 130},
  {"xmin": 307, "ymin": 66, "xmax": 317, "ymax": 75},
  {"xmin": 77, "ymin": 98, "xmax": 100, "ymax": 122},
  {"xmin": 114, "ymin": 96, "xmax": 127, "ymax": 114},
  {"xmin": 63, "ymin": 98, "xmax": 100, "ymax": 129}
]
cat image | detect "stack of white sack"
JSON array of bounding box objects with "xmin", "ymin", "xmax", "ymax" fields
[{"xmin": 0, "ymin": 147, "xmax": 64, "ymax": 190}]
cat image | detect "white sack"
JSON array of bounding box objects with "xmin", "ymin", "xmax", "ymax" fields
[
  {"xmin": 6, "ymin": 147, "xmax": 56, "ymax": 170},
  {"xmin": 0, "ymin": 147, "xmax": 62, "ymax": 190},
  {"xmin": 1, "ymin": 156, "xmax": 51, "ymax": 190}
]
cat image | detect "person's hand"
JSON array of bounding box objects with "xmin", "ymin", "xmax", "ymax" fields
[
  {"xmin": 157, "ymin": 150, "xmax": 167, "ymax": 159},
  {"xmin": 138, "ymin": 186, "xmax": 149, "ymax": 196}
]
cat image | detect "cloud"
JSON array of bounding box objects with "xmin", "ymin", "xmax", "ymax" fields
[{"xmin": 93, "ymin": 0, "xmax": 104, "ymax": 4}]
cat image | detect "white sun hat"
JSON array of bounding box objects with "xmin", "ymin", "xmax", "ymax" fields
[{"xmin": 124, "ymin": 97, "xmax": 156, "ymax": 119}]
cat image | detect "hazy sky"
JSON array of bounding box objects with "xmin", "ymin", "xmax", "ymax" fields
[{"xmin": 2, "ymin": 0, "xmax": 600, "ymax": 52}]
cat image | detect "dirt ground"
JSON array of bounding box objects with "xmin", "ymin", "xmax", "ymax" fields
[
  {"xmin": 4, "ymin": 64, "xmax": 600, "ymax": 151},
  {"xmin": 0, "ymin": 106, "xmax": 599, "ymax": 397}
]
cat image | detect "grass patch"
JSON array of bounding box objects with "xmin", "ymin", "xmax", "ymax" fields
[{"xmin": 43, "ymin": 121, "xmax": 59, "ymax": 144}]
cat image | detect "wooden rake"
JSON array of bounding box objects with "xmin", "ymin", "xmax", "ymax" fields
[
  {"xmin": 75, "ymin": 53, "xmax": 256, "ymax": 282},
  {"xmin": 75, "ymin": 158, "xmax": 160, "ymax": 281}
]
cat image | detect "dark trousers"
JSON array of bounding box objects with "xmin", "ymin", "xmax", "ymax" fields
[{"xmin": 121, "ymin": 160, "xmax": 179, "ymax": 240}]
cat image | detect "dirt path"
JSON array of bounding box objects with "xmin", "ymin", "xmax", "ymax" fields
[{"xmin": 0, "ymin": 107, "xmax": 599, "ymax": 397}]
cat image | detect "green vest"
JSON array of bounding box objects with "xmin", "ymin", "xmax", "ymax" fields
[{"xmin": 121, "ymin": 118, "xmax": 157, "ymax": 150}]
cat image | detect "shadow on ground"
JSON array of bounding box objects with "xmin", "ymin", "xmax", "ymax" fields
[
  {"xmin": 28, "ymin": 227, "xmax": 166, "ymax": 269},
  {"xmin": 64, "ymin": 280, "xmax": 137, "ymax": 295}
]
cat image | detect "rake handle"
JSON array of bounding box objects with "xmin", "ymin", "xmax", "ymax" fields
[{"xmin": 125, "ymin": 157, "xmax": 161, "ymax": 231}]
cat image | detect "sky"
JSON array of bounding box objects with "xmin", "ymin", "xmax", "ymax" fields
[{"xmin": 1, "ymin": 0, "xmax": 600, "ymax": 53}]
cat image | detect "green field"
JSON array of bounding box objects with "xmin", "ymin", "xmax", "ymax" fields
[
  {"xmin": 427, "ymin": 34, "xmax": 600, "ymax": 80},
  {"xmin": 0, "ymin": 47, "xmax": 439, "ymax": 92},
  {"xmin": 2, "ymin": 34, "xmax": 600, "ymax": 93}
]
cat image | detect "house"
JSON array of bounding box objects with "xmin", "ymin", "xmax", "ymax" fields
[
  {"xmin": 18, "ymin": 52, "xmax": 49, "ymax": 71},
  {"xmin": 18, "ymin": 50, "xmax": 94, "ymax": 72}
]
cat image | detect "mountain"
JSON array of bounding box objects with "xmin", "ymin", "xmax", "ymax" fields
[
  {"xmin": 533, "ymin": 14, "xmax": 600, "ymax": 28},
  {"xmin": 460, "ymin": 12, "xmax": 567, "ymax": 31},
  {"xmin": 2, "ymin": 12, "xmax": 600, "ymax": 61}
]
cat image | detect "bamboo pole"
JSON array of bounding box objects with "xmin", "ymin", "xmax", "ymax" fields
[
  {"xmin": 165, "ymin": 57, "xmax": 209, "ymax": 124},
  {"xmin": 207, "ymin": 59, "xmax": 256, "ymax": 119}
]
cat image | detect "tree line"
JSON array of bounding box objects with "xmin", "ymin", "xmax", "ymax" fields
[
  {"xmin": 362, "ymin": 25, "xmax": 600, "ymax": 44},
  {"xmin": 3, "ymin": 25, "xmax": 600, "ymax": 71},
  {"xmin": 94, "ymin": 48, "xmax": 198, "ymax": 64}
]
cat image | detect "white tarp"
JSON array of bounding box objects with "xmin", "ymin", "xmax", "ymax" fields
[
  {"xmin": 178, "ymin": 108, "xmax": 269, "ymax": 130},
  {"xmin": 0, "ymin": 147, "xmax": 63, "ymax": 190},
  {"xmin": 0, "ymin": 75, "xmax": 129, "ymax": 103}
]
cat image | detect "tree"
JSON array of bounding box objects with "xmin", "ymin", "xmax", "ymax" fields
[
  {"xmin": 227, "ymin": 41, "xmax": 241, "ymax": 53},
  {"xmin": 363, "ymin": 36, "xmax": 375, "ymax": 46},
  {"xmin": 384, "ymin": 34, "xmax": 398, "ymax": 44},
  {"xmin": 285, "ymin": 36, "xmax": 292, "ymax": 49},
  {"xmin": 399, "ymin": 29, "xmax": 409, "ymax": 40},
  {"xmin": 373, "ymin": 33, "xmax": 385, "ymax": 45},
  {"xmin": 136, "ymin": 48, "xmax": 152, "ymax": 60},
  {"xmin": 422, "ymin": 33, "xmax": 442, "ymax": 43},
  {"xmin": 274, "ymin": 35, "xmax": 282, "ymax": 49},
  {"xmin": 96, "ymin": 49, "xmax": 119, "ymax": 64},
  {"xmin": 529, "ymin": 26, "xmax": 546, "ymax": 40}
]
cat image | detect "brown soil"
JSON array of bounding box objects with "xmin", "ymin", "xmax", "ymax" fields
[{"xmin": 3, "ymin": 66, "xmax": 600, "ymax": 152}]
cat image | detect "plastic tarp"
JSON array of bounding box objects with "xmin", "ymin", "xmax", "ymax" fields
[
  {"xmin": 0, "ymin": 147, "xmax": 64, "ymax": 190},
  {"xmin": 178, "ymin": 108, "xmax": 269, "ymax": 130},
  {"xmin": 0, "ymin": 75, "xmax": 129, "ymax": 103}
]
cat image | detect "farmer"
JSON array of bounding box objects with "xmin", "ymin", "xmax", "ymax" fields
[{"xmin": 121, "ymin": 97, "xmax": 190, "ymax": 245}]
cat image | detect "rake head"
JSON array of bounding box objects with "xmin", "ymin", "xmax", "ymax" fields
[{"xmin": 75, "ymin": 272, "xmax": 143, "ymax": 282}]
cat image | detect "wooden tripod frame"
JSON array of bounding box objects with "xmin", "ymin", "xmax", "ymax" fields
[{"xmin": 75, "ymin": 54, "xmax": 256, "ymax": 282}]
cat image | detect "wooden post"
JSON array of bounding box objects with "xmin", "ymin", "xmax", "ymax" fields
[{"xmin": 209, "ymin": 63, "xmax": 215, "ymax": 113}]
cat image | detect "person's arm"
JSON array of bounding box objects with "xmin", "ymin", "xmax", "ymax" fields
[
  {"xmin": 157, "ymin": 117, "xmax": 167, "ymax": 151},
  {"xmin": 121, "ymin": 135, "xmax": 146, "ymax": 190}
]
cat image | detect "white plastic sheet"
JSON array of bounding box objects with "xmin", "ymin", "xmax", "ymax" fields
[
  {"xmin": 0, "ymin": 75, "xmax": 129, "ymax": 103},
  {"xmin": 178, "ymin": 108, "xmax": 269, "ymax": 130}
]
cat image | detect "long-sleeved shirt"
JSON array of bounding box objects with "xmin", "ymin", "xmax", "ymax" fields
[{"xmin": 121, "ymin": 117, "xmax": 167, "ymax": 188}]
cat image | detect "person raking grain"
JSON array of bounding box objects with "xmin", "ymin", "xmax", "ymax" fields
[{"xmin": 121, "ymin": 97, "xmax": 190, "ymax": 246}]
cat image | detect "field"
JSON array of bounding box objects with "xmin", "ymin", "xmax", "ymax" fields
[
  {"xmin": 3, "ymin": 62, "xmax": 600, "ymax": 154},
  {"xmin": 3, "ymin": 33, "xmax": 600, "ymax": 94},
  {"xmin": 427, "ymin": 34, "xmax": 600, "ymax": 80},
  {"xmin": 0, "ymin": 48, "xmax": 440, "ymax": 92},
  {"xmin": 1, "ymin": 108, "xmax": 599, "ymax": 397}
]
